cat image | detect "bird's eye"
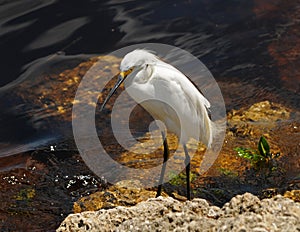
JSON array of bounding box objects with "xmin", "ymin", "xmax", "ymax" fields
[
  {"xmin": 125, "ymin": 67, "xmax": 133, "ymax": 74},
  {"xmin": 128, "ymin": 67, "xmax": 135, "ymax": 74}
]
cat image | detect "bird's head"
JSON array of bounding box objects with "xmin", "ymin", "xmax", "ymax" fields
[
  {"xmin": 100, "ymin": 49, "xmax": 158, "ymax": 111},
  {"xmin": 120, "ymin": 49, "xmax": 158, "ymax": 73}
]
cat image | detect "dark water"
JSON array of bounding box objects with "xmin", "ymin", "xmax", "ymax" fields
[
  {"xmin": 0, "ymin": 0, "xmax": 299, "ymax": 156},
  {"xmin": 0, "ymin": 0, "xmax": 299, "ymax": 230},
  {"xmin": 1, "ymin": 0, "xmax": 299, "ymax": 154}
]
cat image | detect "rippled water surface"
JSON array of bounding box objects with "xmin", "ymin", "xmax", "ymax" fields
[{"xmin": 0, "ymin": 0, "xmax": 299, "ymax": 230}]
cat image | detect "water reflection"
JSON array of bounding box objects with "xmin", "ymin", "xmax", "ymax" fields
[{"xmin": 0, "ymin": 53, "xmax": 93, "ymax": 157}]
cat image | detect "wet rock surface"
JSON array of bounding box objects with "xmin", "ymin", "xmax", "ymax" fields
[
  {"xmin": 57, "ymin": 192, "xmax": 300, "ymax": 232},
  {"xmin": 73, "ymin": 180, "xmax": 169, "ymax": 213},
  {"xmin": 0, "ymin": 149, "xmax": 108, "ymax": 231},
  {"xmin": 284, "ymin": 190, "xmax": 300, "ymax": 203}
]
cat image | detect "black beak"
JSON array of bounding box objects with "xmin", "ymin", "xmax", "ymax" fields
[{"xmin": 100, "ymin": 73, "xmax": 125, "ymax": 111}]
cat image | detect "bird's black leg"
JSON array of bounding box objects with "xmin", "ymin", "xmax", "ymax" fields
[
  {"xmin": 156, "ymin": 131, "xmax": 169, "ymax": 197},
  {"xmin": 183, "ymin": 144, "xmax": 191, "ymax": 200}
]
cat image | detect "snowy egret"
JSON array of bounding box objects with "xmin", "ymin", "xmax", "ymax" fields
[{"xmin": 101, "ymin": 49, "xmax": 218, "ymax": 200}]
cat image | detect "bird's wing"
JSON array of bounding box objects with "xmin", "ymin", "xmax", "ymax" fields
[
  {"xmin": 154, "ymin": 61, "xmax": 211, "ymax": 111},
  {"xmin": 149, "ymin": 63, "xmax": 209, "ymax": 124},
  {"xmin": 149, "ymin": 62, "xmax": 214, "ymax": 145}
]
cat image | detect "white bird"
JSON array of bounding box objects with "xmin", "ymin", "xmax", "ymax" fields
[{"xmin": 101, "ymin": 49, "xmax": 218, "ymax": 200}]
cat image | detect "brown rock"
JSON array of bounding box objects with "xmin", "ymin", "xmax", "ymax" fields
[
  {"xmin": 73, "ymin": 180, "xmax": 168, "ymax": 213},
  {"xmin": 284, "ymin": 190, "xmax": 300, "ymax": 202}
]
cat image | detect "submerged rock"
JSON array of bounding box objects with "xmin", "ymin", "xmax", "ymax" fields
[{"xmin": 57, "ymin": 192, "xmax": 300, "ymax": 232}]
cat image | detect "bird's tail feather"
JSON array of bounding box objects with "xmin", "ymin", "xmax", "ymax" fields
[
  {"xmin": 198, "ymin": 118, "xmax": 226, "ymax": 175},
  {"xmin": 207, "ymin": 118, "xmax": 226, "ymax": 150}
]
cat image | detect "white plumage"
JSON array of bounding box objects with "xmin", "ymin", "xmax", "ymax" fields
[
  {"xmin": 101, "ymin": 49, "xmax": 218, "ymax": 200},
  {"xmin": 121, "ymin": 49, "xmax": 215, "ymax": 146}
]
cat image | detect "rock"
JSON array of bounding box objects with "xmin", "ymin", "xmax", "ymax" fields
[
  {"xmin": 222, "ymin": 192, "xmax": 261, "ymax": 216},
  {"xmin": 284, "ymin": 190, "xmax": 300, "ymax": 202},
  {"xmin": 227, "ymin": 100, "xmax": 290, "ymax": 138},
  {"xmin": 57, "ymin": 193, "xmax": 300, "ymax": 232},
  {"xmin": 228, "ymin": 101, "xmax": 290, "ymax": 124},
  {"xmin": 73, "ymin": 180, "xmax": 169, "ymax": 213}
]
